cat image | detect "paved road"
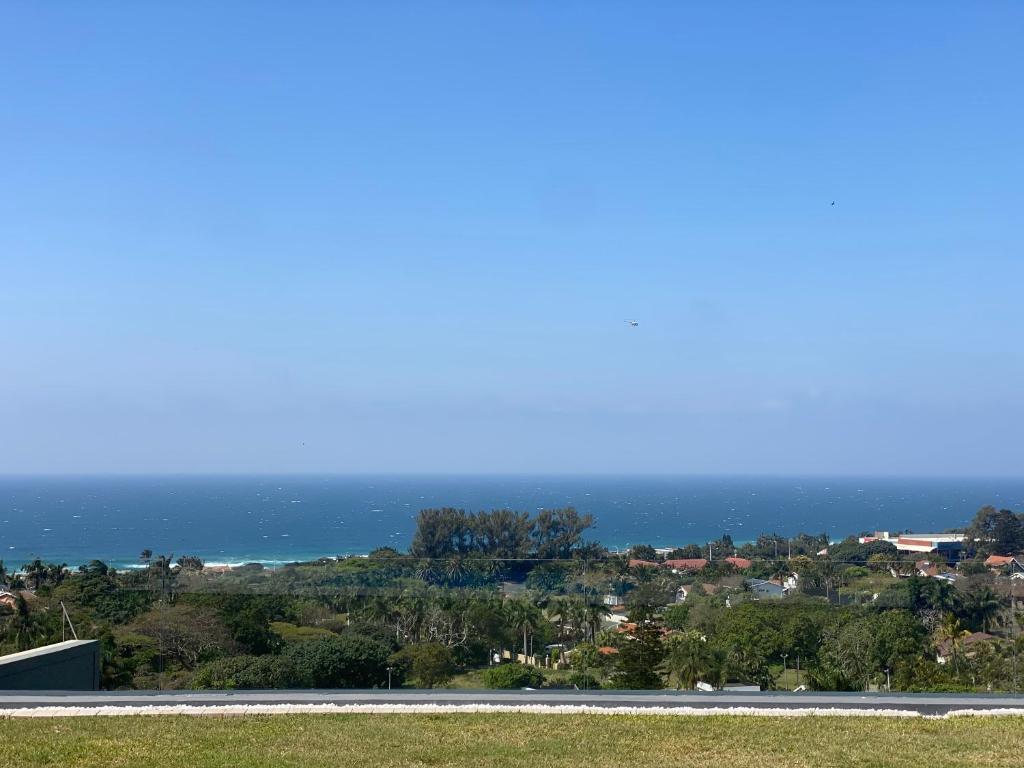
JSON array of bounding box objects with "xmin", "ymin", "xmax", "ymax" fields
[{"xmin": 2, "ymin": 689, "xmax": 1023, "ymax": 715}]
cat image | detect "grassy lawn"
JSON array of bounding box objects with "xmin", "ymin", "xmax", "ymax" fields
[{"xmin": 3, "ymin": 714, "xmax": 1024, "ymax": 768}]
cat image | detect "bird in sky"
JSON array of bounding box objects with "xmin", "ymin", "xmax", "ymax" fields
[
  {"xmin": 831, "ymin": 200, "xmax": 836, "ymax": 206},
  {"xmin": 625, "ymin": 319, "xmax": 639, "ymax": 327}
]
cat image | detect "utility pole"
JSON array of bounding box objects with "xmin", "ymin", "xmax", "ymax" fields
[{"xmin": 59, "ymin": 601, "xmax": 78, "ymax": 642}]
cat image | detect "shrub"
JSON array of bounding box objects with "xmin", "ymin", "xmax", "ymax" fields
[
  {"xmin": 283, "ymin": 634, "xmax": 391, "ymax": 688},
  {"xmin": 567, "ymin": 670, "xmax": 602, "ymax": 689},
  {"xmin": 192, "ymin": 655, "xmax": 306, "ymax": 689},
  {"xmin": 389, "ymin": 643, "xmax": 453, "ymax": 688},
  {"xmin": 482, "ymin": 663, "xmax": 545, "ymax": 689},
  {"xmin": 270, "ymin": 622, "xmax": 335, "ymax": 643}
]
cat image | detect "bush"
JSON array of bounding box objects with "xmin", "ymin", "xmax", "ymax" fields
[
  {"xmin": 192, "ymin": 655, "xmax": 306, "ymax": 689},
  {"xmin": 482, "ymin": 663, "xmax": 545, "ymax": 689},
  {"xmin": 270, "ymin": 622, "xmax": 335, "ymax": 644},
  {"xmin": 283, "ymin": 634, "xmax": 391, "ymax": 688},
  {"xmin": 662, "ymin": 604, "xmax": 690, "ymax": 630},
  {"xmin": 567, "ymin": 670, "xmax": 602, "ymax": 689},
  {"xmin": 389, "ymin": 643, "xmax": 453, "ymax": 688}
]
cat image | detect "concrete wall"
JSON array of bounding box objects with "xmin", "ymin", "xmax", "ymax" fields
[{"xmin": 0, "ymin": 640, "xmax": 100, "ymax": 691}]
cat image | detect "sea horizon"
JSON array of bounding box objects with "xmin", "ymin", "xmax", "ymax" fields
[{"xmin": 4, "ymin": 474, "xmax": 1024, "ymax": 569}]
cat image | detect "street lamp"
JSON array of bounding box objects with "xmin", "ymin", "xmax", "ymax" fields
[
  {"xmin": 386, "ymin": 666, "xmax": 394, "ymax": 691},
  {"xmin": 781, "ymin": 653, "xmax": 788, "ymax": 686},
  {"xmin": 884, "ymin": 668, "xmax": 891, "ymax": 692}
]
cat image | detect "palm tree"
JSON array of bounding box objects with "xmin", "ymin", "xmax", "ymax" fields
[
  {"xmin": 936, "ymin": 613, "xmax": 971, "ymax": 674},
  {"xmin": 46, "ymin": 563, "xmax": 68, "ymax": 587},
  {"xmin": 661, "ymin": 632, "xmax": 710, "ymax": 690},
  {"xmin": 504, "ymin": 599, "xmax": 543, "ymax": 659},
  {"xmin": 22, "ymin": 559, "xmax": 47, "ymax": 590},
  {"xmin": 582, "ymin": 601, "xmax": 611, "ymax": 642},
  {"xmin": 965, "ymin": 587, "xmax": 1003, "ymax": 633},
  {"xmin": 442, "ymin": 555, "xmax": 469, "ymax": 585}
]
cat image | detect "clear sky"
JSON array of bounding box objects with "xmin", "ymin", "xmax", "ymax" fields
[{"xmin": 1, "ymin": 2, "xmax": 1022, "ymax": 475}]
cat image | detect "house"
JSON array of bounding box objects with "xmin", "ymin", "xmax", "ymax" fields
[
  {"xmin": 664, "ymin": 558, "xmax": 708, "ymax": 572},
  {"xmin": 602, "ymin": 594, "xmax": 624, "ymax": 607},
  {"xmin": 675, "ymin": 585, "xmax": 690, "ymax": 603},
  {"xmin": 894, "ymin": 534, "xmax": 964, "ymax": 556},
  {"xmin": 984, "ymin": 555, "xmax": 1024, "ymax": 572},
  {"xmin": 0, "ymin": 591, "xmax": 16, "ymax": 611},
  {"xmin": 859, "ymin": 531, "xmax": 891, "ymax": 544},
  {"xmin": 746, "ymin": 578, "xmax": 786, "ymax": 599},
  {"xmin": 725, "ymin": 556, "xmax": 753, "ymax": 570},
  {"xmin": 936, "ymin": 632, "xmax": 996, "ymax": 665}
]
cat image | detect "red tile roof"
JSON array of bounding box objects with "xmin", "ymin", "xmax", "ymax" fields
[
  {"xmin": 985, "ymin": 555, "xmax": 1016, "ymax": 567},
  {"xmin": 898, "ymin": 537, "xmax": 935, "ymax": 547},
  {"xmin": 725, "ymin": 556, "xmax": 753, "ymax": 569},
  {"xmin": 664, "ymin": 558, "xmax": 709, "ymax": 571}
]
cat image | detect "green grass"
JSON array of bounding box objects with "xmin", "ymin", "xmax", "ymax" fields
[{"xmin": 3, "ymin": 714, "xmax": 1023, "ymax": 768}]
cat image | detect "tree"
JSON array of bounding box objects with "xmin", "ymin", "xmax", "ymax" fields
[
  {"xmin": 176, "ymin": 555, "xmax": 204, "ymax": 571},
  {"xmin": 966, "ymin": 506, "xmax": 1024, "ymax": 557},
  {"xmin": 531, "ymin": 507, "xmax": 594, "ymax": 560},
  {"xmin": 504, "ymin": 599, "xmax": 543, "ymax": 659},
  {"xmin": 629, "ymin": 544, "xmax": 658, "ymax": 562},
  {"xmin": 390, "ymin": 643, "xmax": 453, "ymax": 688},
  {"xmin": 610, "ymin": 605, "xmax": 664, "ymax": 689},
  {"xmin": 218, "ymin": 596, "xmax": 285, "ymax": 655},
  {"xmin": 132, "ymin": 603, "xmax": 237, "ymax": 669},
  {"xmin": 472, "ymin": 509, "xmax": 533, "ymax": 559},
  {"xmin": 935, "ymin": 614, "xmax": 971, "ymax": 675},
  {"xmin": 828, "ymin": 538, "xmax": 898, "ymax": 568},
  {"xmin": 811, "ymin": 619, "xmax": 875, "ymax": 691},
  {"xmin": 663, "ymin": 604, "xmax": 689, "ymax": 631},
  {"xmin": 410, "ymin": 508, "xmax": 473, "ymax": 559},
  {"xmin": 960, "ymin": 584, "xmax": 1004, "ymax": 634},
  {"xmin": 661, "ymin": 631, "xmax": 711, "ymax": 690},
  {"xmin": 870, "ymin": 610, "xmax": 928, "ymax": 685},
  {"xmin": 22, "ymin": 559, "xmax": 48, "ymax": 590}
]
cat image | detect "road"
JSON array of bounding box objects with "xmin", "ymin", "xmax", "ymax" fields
[{"xmin": 2, "ymin": 689, "xmax": 1023, "ymax": 716}]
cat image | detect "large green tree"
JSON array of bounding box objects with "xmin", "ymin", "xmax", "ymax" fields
[{"xmin": 966, "ymin": 506, "xmax": 1024, "ymax": 556}]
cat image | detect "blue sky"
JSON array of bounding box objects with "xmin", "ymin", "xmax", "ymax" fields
[{"xmin": 1, "ymin": 2, "xmax": 1022, "ymax": 474}]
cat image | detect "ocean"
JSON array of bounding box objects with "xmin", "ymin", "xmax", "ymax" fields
[{"xmin": 2, "ymin": 475, "xmax": 1023, "ymax": 569}]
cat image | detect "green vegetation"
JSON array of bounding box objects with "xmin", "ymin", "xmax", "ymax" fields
[
  {"xmin": 3, "ymin": 714, "xmax": 1024, "ymax": 768},
  {"xmin": 482, "ymin": 662, "xmax": 545, "ymax": 688},
  {"xmin": 2, "ymin": 505, "xmax": 1023, "ymax": 693}
]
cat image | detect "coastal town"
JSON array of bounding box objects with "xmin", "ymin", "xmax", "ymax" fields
[{"xmin": 2, "ymin": 504, "xmax": 1022, "ymax": 693}]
